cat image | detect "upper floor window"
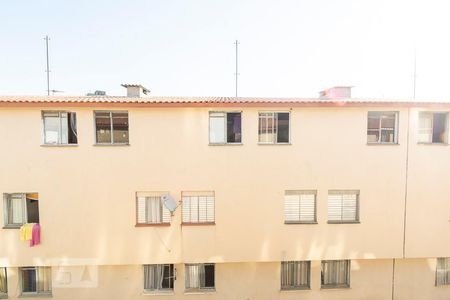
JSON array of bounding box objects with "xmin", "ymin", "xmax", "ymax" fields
[
  {"xmin": 321, "ymin": 260, "xmax": 350, "ymax": 289},
  {"xmin": 20, "ymin": 267, "xmax": 51, "ymax": 296},
  {"xmin": 0, "ymin": 268, "xmax": 7, "ymax": 298},
  {"xmin": 42, "ymin": 111, "xmax": 78, "ymax": 145},
  {"xmin": 136, "ymin": 192, "xmax": 171, "ymax": 225},
  {"xmin": 258, "ymin": 112, "xmax": 290, "ymax": 144},
  {"xmin": 209, "ymin": 112, "xmax": 242, "ymax": 144},
  {"xmin": 418, "ymin": 112, "xmax": 448, "ymax": 144},
  {"xmin": 367, "ymin": 111, "xmax": 398, "ymax": 144},
  {"xmin": 185, "ymin": 263, "xmax": 215, "ymax": 292},
  {"xmin": 3, "ymin": 193, "xmax": 39, "ymax": 228},
  {"xmin": 436, "ymin": 258, "xmax": 450, "ymax": 285},
  {"xmin": 94, "ymin": 111, "xmax": 129, "ymax": 144},
  {"xmin": 144, "ymin": 264, "xmax": 174, "ymax": 292},
  {"xmin": 328, "ymin": 190, "xmax": 359, "ymax": 223},
  {"xmin": 281, "ymin": 261, "xmax": 310, "ymax": 290},
  {"xmin": 182, "ymin": 191, "xmax": 215, "ymax": 224},
  {"xmin": 284, "ymin": 190, "xmax": 316, "ymax": 224}
]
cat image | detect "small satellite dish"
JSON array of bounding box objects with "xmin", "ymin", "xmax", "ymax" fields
[{"xmin": 161, "ymin": 195, "xmax": 177, "ymax": 212}]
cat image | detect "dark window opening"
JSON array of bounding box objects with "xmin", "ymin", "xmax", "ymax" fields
[
  {"xmin": 161, "ymin": 264, "xmax": 174, "ymax": 289},
  {"xmin": 204, "ymin": 264, "xmax": 215, "ymax": 288},
  {"xmin": 433, "ymin": 113, "xmax": 447, "ymax": 143},
  {"xmin": 26, "ymin": 196, "xmax": 40, "ymax": 224},
  {"xmin": 277, "ymin": 112, "xmax": 290, "ymax": 143},
  {"xmin": 226, "ymin": 113, "xmax": 241, "ymax": 143},
  {"xmin": 22, "ymin": 268, "xmax": 37, "ymax": 293}
]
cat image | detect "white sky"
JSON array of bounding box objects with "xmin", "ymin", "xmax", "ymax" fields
[{"xmin": 1, "ymin": 0, "xmax": 449, "ymax": 99}]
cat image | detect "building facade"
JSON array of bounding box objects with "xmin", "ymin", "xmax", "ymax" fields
[{"xmin": 0, "ymin": 87, "xmax": 450, "ymax": 299}]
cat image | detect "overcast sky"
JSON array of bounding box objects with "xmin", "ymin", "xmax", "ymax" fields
[{"xmin": 1, "ymin": 0, "xmax": 449, "ymax": 99}]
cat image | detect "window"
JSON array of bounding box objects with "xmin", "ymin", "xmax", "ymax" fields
[
  {"xmin": 321, "ymin": 260, "xmax": 350, "ymax": 288},
  {"xmin": 185, "ymin": 264, "xmax": 215, "ymax": 291},
  {"xmin": 281, "ymin": 261, "xmax": 310, "ymax": 290},
  {"xmin": 20, "ymin": 267, "xmax": 51, "ymax": 296},
  {"xmin": 258, "ymin": 112, "xmax": 290, "ymax": 144},
  {"xmin": 284, "ymin": 190, "xmax": 316, "ymax": 224},
  {"xmin": 418, "ymin": 112, "xmax": 448, "ymax": 144},
  {"xmin": 209, "ymin": 112, "xmax": 242, "ymax": 144},
  {"xmin": 136, "ymin": 192, "xmax": 171, "ymax": 225},
  {"xmin": 0, "ymin": 268, "xmax": 6, "ymax": 297},
  {"xmin": 367, "ymin": 112, "xmax": 398, "ymax": 144},
  {"xmin": 42, "ymin": 111, "xmax": 77, "ymax": 145},
  {"xmin": 94, "ymin": 111, "xmax": 129, "ymax": 144},
  {"xmin": 328, "ymin": 190, "xmax": 359, "ymax": 223},
  {"xmin": 182, "ymin": 192, "xmax": 215, "ymax": 224},
  {"xmin": 436, "ymin": 258, "xmax": 450, "ymax": 285},
  {"xmin": 144, "ymin": 264, "xmax": 174, "ymax": 292},
  {"xmin": 3, "ymin": 193, "xmax": 39, "ymax": 228}
]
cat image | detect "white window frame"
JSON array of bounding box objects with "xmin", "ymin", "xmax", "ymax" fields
[
  {"xmin": 181, "ymin": 191, "xmax": 215, "ymax": 224},
  {"xmin": 143, "ymin": 264, "xmax": 174, "ymax": 293},
  {"xmin": 3, "ymin": 193, "xmax": 29, "ymax": 228},
  {"xmin": 418, "ymin": 112, "xmax": 449, "ymax": 144},
  {"xmin": 209, "ymin": 111, "xmax": 242, "ymax": 145},
  {"xmin": 284, "ymin": 190, "xmax": 317, "ymax": 224},
  {"xmin": 436, "ymin": 258, "xmax": 450, "ymax": 286},
  {"xmin": 258, "ymin": 111, "xmax": 291, "ymax": 144},
  {"xmin": 321, "ymin": 260, "xmax": 350, "ymax": 289},
  {"xmin": 327, "ymin": 190, "xmax": 360, "ymax": 224},
  {"xmin": 20, "ymin": 266, "xmax": 52, "ymax": 296},
  {"xmin": 280, "ymin": 261, "xmax": 310, "ymax": 290},
  {"xmin": 136, "ymin": 192, "xmax": 171, "ymax": 225},
  {"xmin": 185, "ymin": 263, "xmax": 215, "ymax": 292},
  {"xmin": 367, "ymin": 111, "xmax": 399, "ymax": 144},
  {"xmin": 0, "ymin": 268, "xmax": 7, "ymax": 298},
  {"xmin": 42, "ymin": 111, "xmax": 77, "ymax": 145},
  {"xmin": 94, "ymin": 110, "xmax": 129, "ymax": 145}
]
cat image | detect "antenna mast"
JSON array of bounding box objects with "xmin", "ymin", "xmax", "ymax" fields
[
  {"xmin": 234, "ymin": 40, "xmax": 240, "ymax": 98},
  {"xmin": 44, "ymin": 35, "xmax": 50, "ymax": 96}
]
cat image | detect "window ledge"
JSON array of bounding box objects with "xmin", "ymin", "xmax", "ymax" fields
[
  {"xmin": 366, "ymin": 142, "xmax": 399, "ymax": 146},
  {"xmin": 320, "ymin": 285, "xmax": 350, "ymax": 290},
  {"xmin": 93, "ymin": 143, "xmax": 130, "ymax": 147},
  {"xmin": 257, "ymin": 143, "xmax": 291, "ymax": 146},
  {"xmin": 184, "ymin": 289, "xmax": 216, "ymax": 295},
  {"xmin": 181, "ymin": 222, "xmax": 215, "ymax": 226},
  {"xmin": 135, "ymin": 223, "xmax": 170, "ymax": 227},
  {"xmin": 2, "ymin": 225, "xmax": 20, "ymax": 229},
  {"xmin": 40, "ymin": 144, "xmax": 78, "ymax": 147},
  {"xmin": 19, "ymin": 292, "xmax": 53, "ymax": 298},
  {"xmin": 417, "ymin": 142, "xmax": 448, "ymax": 146},
  {"xmin": 142, "ymin": 291, "xmax": 174, "ymax": 296},
  {"xmin": 280, "ymin": 287, "xmax": 311, "ymax": 292},
  {"xmin": 327, "ymin": 221, "xmax": 360, "ymax": 224},
  {"xmin": 284, "ymin": 221, "xmax": 318, "ymax": 225},
  {"xmin": 209, "ymin": 143, "xmax": 243, "ymax": 146}
]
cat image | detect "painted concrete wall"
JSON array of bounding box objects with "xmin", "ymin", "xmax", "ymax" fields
[{"xmin": 3, "ymin": 259, "xmax": 450, "ymax": 300}]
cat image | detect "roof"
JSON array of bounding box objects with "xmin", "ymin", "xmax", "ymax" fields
[{"xmin": 0, "ymin": 95, "xmax": 449, "ymax": 108}]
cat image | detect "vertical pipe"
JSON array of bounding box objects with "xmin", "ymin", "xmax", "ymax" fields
[
  {"xmin": 45, "ymin": 36, "xmax": 50, "ymax": 96},
  {"xmin": 235, "ymin": 40, "xmax": 239, "ymax": 98}
]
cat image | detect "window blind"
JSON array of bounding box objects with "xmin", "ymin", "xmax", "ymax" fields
[
  {"xmin": 284, "ymin": 191, "xmax": 316, "ymax": 223},
  {"xmin": 321, "ymin": 260, "xmax": 350, "ymax": 288},
  {"xmin": 281, "ymin": 261, "xmax": 310, "ymax": 289},
  {"xmin": 328, "ymin": 191, "xmax": 359, "ymax": 222},
  {"xmin": 437, "ymin": 258, "xmax": 450, "ymax": 285},
  {"xmin": 182, "ymin": 192, "xmax": 215, "ymax": 223}
]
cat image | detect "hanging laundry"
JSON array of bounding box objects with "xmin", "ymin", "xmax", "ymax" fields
[
  {"xmin": 30, "ymin": 223, "xmax": 41, "ymax": 247},
  {"xmin": 19, "ymin": 223, "xmax": 35, "ymax": 241}
]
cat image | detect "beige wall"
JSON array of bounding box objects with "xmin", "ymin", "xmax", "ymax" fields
[{"xmin": 4, "ymin": 259, "xmax": 449, "ymax": 300}]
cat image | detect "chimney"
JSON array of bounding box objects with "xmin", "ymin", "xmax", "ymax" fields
[
  {"xmin": 319, "ymin": 86, "xmax": 353, "ymax": 99},
  {"xmin": 121, "ymin": 84, "xmax": 150, "ymax": 97}
]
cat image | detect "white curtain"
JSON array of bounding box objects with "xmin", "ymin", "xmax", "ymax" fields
[
  {"xmin": 37, "ymin": 267, "xmax": 51, "ymax": 293},
  {"xmin": 146, "ymin": 197, "xmax": 161, "ymax": 223},
  {"xmin": 9, "ymin": 194, "xmax": 25, "ymax": 224},
  {"xmin": 186, "ymin": 265, "xmax": 200, "ymax": 289}
]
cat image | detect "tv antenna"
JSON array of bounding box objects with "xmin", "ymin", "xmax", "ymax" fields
[
  {"xmin": 413, "ymin": 48, "xmax": 417, "ymax": 99},
  {"xmin": 44, "ymin": 35, "xmax": 51, "ymax": 96},
  {"xmin": 50, "ymin": 90, "xmax": 64, "ymax": 95},
  {"xmin": 234, "ymin": 40, "xmax": 240, "ymax": 98}
]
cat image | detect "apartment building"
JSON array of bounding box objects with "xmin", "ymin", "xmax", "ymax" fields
[{"xmin": 0, "ymin": 85, "xmax": 449, "ymax": 299}]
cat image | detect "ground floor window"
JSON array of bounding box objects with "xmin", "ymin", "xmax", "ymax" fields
[
  {"xmin": 20, "ymin": 267, "xmax": 51, "ymax": 295},
  {"xmin": 185, "ymin": 263, "xmax": 215, "ymax": 291},
  {"xmin": 321, "ymin": 260, "xmax": 350, "ymax": 288},
  {"xmin": 144, "ymin": 264, "xmax": 174, "ymax": 292},
  {"xmin": 281, "ymin": 261, "xmax": 310, "ymax": 290}
]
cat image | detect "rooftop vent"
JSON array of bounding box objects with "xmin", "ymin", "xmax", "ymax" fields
[
  {"xmin": 319, "ymin": 86, "xmax": 353, "ymax": 99},
  {"xmin": 86, "ymin": 90, "xmax": 106, "ymax": 96},
  {"xmin": 121, "ymin": 84, "xmax": 150, "ymax": 97}
]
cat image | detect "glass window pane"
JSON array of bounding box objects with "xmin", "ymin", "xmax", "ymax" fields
[
  {"xmin": 367, "ymin": 116, "xmax": 380, "ymax": 130},
  {"xmin": 8, "ymin": 194, "xmax": 25, "ymax": 225},
  {"xmin": 22, "ymin": 268, "xmax": 37, "ymax": 293},
  {"xmin": 380, "ymin": 115, "xmax": 395, "ymax": 129},
  {"xmin": 277, "ymin": 113, "xmax": 289, "ymax": 143},
  {"xmin": 367, "ymin": 130, "xmax": 379, "ymax": 143},
  {"xmin": 204, "ymin": 264, "xmax": 215, "ymax": 288},
  {"xmin": 95, "ymin": 113, "xmax": 111, "ymax": 143},
  {"xmin": 44, "ymin": 114, "xmax": 60, "ymax": 144},
  {"xmin": 380, "ymin": 130, "xmax": 394, "ymax": 143},
  {"xmin": 60, "ymin": 112, "xmax": 68, "ymax": 144},
  {"xmin": 259, "ymin": 113, "xmax": 275, "ymax": 143},
  {"xmin": 209, "ymin": 113, "xmax": 225, "ymax": 144},
  {"xmin": 0, "ymin": 268, "xmax": 6, "ymax": 294},
  {"xmin": 227, "ymin": 113, "xmax": 241, "ymax": 143},
  {"xmin": 433, "ymin": 113, "xmax": 447, "ymax": 143},
  {"xmin": 112, "ymin": 112, "xmax": 129, "ymax": 143}
]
